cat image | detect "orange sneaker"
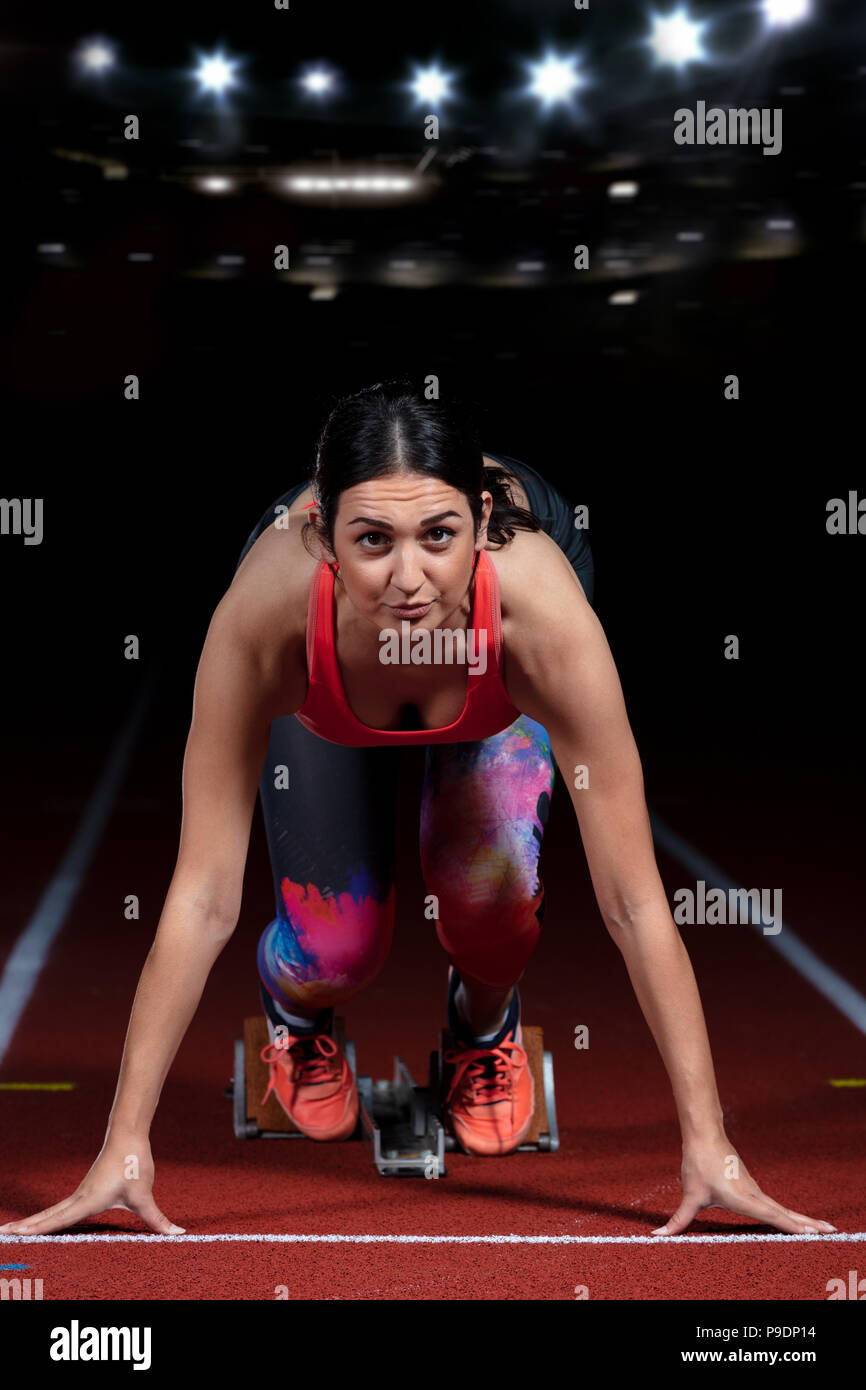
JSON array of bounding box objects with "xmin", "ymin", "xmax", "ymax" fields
[
  {"xmin": 442, "ymin": 1027, "xmax": 535, "ymax": 1155},
  {"xmin": 442, "ymin": 968, "xmax": 534, "ymax": 1156},
  {"xmin": 260, "ymin": 1024, "xmax": 358, "ymax": 1142}
]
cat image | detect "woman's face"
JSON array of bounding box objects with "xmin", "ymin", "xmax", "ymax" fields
[{"xmin": 318, "ymin": 470, "xmax": 492, "ymax": 633}]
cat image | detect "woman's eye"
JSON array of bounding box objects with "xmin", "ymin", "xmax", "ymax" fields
[{"xmin": 358, "ymin": 528, "xmax": 454, "ymax": 547}]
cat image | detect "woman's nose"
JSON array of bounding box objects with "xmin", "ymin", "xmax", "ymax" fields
[{"xmin": 390, "ymin": 553, "xmax": 426, "ymax": 591}]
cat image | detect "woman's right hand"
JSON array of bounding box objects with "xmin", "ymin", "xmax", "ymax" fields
[{"xmin": 0, "ymin": 1136, "xmax": 185, "ymax": 1237}]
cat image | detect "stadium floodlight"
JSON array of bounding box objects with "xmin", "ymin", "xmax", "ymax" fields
[
  {"xmin": 525, "ymin": 51, "xmax": 584, "ymax": 108},
  {"xmin": 75, "ymin": 38, "xmax": 116, "ymax": 73},
  {"xmin": 762, "ymin": 0, "xmax": 811, "ymax": 25},
  {"xmin": 409, "ymin": 64, "xmax": 455, "ymax": 106},
  {"xmin": 193, "ymin": 50, "xmax": 241, "ymax": 96},
  {"xmin": 608, "ymin": 181, "xmax": 640, "ymax": 199},
  {"xmin": 300, "ymin": 66, "xmax": 337, "ymax": 96},
  {"xmin": 647, "ymin": 9, "xmax": 708, "ymax": 66},
  {"xmin": 286, "ymin": 172, "xmax": 418, "ymax": 196}
]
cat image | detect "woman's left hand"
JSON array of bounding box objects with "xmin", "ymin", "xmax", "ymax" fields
[{"xmin": 651, "ymin": 1137, "xmax": 837, "ymax": 1237}]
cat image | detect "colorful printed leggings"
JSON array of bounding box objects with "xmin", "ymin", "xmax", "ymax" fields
[{"xmin": 236, "ymin": 455, "xmax": 594, "ymax": 1008}]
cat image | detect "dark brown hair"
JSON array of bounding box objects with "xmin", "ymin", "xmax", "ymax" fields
[{"xmin": 300, "ymin": 379, "xmax": 542, "ymax": 563}]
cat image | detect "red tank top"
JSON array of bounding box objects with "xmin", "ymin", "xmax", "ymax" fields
[{"xmin": 295, "ymin": 548, "xmax": 523, "ymax": 746}]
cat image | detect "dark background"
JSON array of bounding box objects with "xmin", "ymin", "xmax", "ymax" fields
[{"xmin": 1, "ymin": 0, "xmax": 863, "ymax": 856}]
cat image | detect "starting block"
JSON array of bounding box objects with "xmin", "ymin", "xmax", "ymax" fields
[
  {"xmin": 229, "ymin": 1014, "xmax": 359, "ymax": 1140},
  {"xmin": 436, "ymin": 1024, "xmax": 559, "ymax": 1155},
  {"xmin": 357, "ymin": 1055, "xmax": 446, "ymax": 1178},
  {"xmin": 227, "ymin": 1016, "xmax": 558, "ymax": 1174}
]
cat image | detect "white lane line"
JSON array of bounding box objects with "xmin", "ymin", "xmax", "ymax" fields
[
  {"xmin": 1, "ymin": 1232, "xmax": 863, "ymax": 1245},
  {"xmin": 0, "ymin": 668, "xmax": 159, "ymax": 1065},
  {"xmin": 648, "ymin": 810, "xmax": 866, "ymax": 1036}
]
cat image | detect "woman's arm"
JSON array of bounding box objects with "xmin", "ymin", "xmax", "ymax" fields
[
  {"xmin": 501, "ymin": 533, "xmax": 835, "ymax": 1236},
  {"xmin": 107, "ymin": 594, "xmax": 280, "ymax": 1140},
  {"xmin": 1, "ymin": 581, "xmax": 303, "ymax": 1236}
]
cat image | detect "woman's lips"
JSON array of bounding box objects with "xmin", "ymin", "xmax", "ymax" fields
[{"xmin": 388, "ymin": 601, "xmax": 433, "ymax": 619}]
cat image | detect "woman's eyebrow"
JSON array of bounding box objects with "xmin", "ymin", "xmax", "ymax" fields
[{"xmin": 346, "ymin": 510, "xmax": 463, "ymax": 529}]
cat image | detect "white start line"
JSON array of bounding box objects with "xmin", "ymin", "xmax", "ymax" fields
[{"xmin": 1, "ymin": 1232, "xmax": 865, "ymax": 1244}]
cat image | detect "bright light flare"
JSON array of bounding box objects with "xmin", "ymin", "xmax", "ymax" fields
[
  {"xmin": 300, "ymin": 66, "xmax": 337, "ymax": 96},
  {"xmin": 525, "ymin": 52, "xmax": 584, "ymax": 108},
  {"xmin": 75, "ymin": 38, "xmax": 116, "ymax": 73},
  {"xmin": 409, "ymin": 64, "xmax": 455, "ymax": 106},
  {"xmin": 647, "ymin": 9, "xmax": 708, "ymax": 66},
  {"xmin": 287, "ymin": 173, "xmax": 416, "ymax": 195},
  {"xmin": 194, "ymin": 50, "xmax": 241, "ymax": 96},
  {"xmin": 762, "ymin": 0, "xmax": 811, "ymax": 24}
]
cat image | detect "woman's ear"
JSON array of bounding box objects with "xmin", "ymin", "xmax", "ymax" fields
[
  {"xmin": 313, "ymin": 515, "xmax": 340, "ymax": 566},
  {"xmin": 476, "ymin": 489, "xmax": 493, "ymax": 549},
  {"xmin": 302, "ymin": 508, "xmax": 333, "ymax": 562}
]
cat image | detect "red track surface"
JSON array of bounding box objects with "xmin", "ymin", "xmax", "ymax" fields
[{"xmin": 2, "ymin": 717, "xmax": 864, "ymax": 1299}]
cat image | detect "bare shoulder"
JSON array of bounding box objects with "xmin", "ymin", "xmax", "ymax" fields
[
  {"xmin": 489, "ymin": 524, "xmax": 591, "ymax": 626},
  {"xmin": 216, "ymin": 497, "xmax": 321, "ymax": 718},
  {"xmin": 487, "ymin": 527, "xmax": 601, "ymax": 727}
]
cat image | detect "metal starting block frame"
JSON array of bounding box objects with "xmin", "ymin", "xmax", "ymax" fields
[
  {"xmin": 228, "ymin": 1016, "xmax": 558, "ymax": 1176},
  {"xmin": 357, "ymin": 1056, "xmax": 446, "ymax": 1178}
]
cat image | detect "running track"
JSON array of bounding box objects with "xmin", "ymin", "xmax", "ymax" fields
[{"xmin": 1, "ymin": 678, "xmax": 863, "ymax": 1300}]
